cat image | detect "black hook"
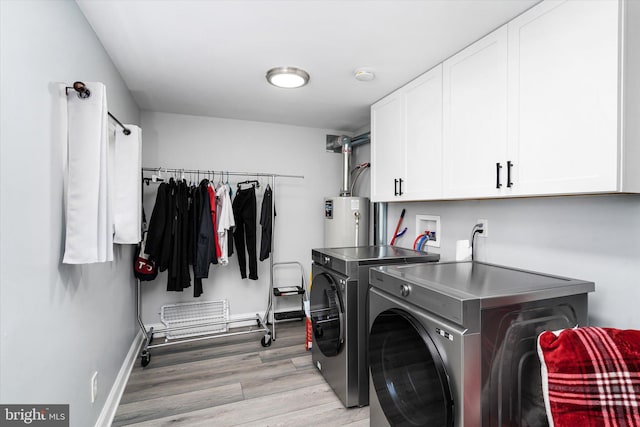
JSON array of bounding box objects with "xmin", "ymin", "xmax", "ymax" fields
[{"xmin": 65, "ymin": 81, "xmax": 91, "ymax": 99}]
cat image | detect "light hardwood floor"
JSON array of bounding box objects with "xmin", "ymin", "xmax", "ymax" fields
[{"xmin": 113, "ymin": 321, "xmax": 369, "ymax": 426}]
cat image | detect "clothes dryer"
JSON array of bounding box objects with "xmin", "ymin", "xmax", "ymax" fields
[
  {"xmin": 368, "ymin": 261, "xmax": 594, "ymax": 427},
  {"xmin": 310, "ymin": 246, "xmax": 439, "ymax": 408}
]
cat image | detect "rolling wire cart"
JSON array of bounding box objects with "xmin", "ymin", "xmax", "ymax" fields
[
  {"xmin": 136, "ymin": 167, "xmax": 303, "ymax": 367},
  {"xmin": 136, "ymin": 278, "xmax": 273, "ymax": 367}
]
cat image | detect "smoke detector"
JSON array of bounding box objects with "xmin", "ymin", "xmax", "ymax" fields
[{"xmin": 354, "ymin": 68, "xmax": 375, "ymax": 82}]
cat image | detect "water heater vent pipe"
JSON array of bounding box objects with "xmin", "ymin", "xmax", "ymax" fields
[{"xmin": 341, "ymin": 137, "xmax": 352, "ymax": 196}]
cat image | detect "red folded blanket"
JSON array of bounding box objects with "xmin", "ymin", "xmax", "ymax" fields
[{"xmin": 538, "ymin": 327, "xmax": 640, "ymax": 427}]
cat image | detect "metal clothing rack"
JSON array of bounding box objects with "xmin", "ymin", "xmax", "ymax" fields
[{"xmin": 137, "ymin": 167, "xmax": 304, "ymax": 367}]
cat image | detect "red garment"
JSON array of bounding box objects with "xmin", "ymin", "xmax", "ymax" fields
[
  {"xmin": 207, "ymin": 184, "xmax": 222, "ymax": 259},
  {"xmin": 538, "ymin": 327, "xmax": 640, "ymax": 427}
]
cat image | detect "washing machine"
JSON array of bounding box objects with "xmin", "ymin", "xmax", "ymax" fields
[
  {"xmin": 368, "ymin": 261, "xmax": 594, "ymax": 427},
  {"xmin": 310, "ymin": 246, "xmax": 439, "ymax": 408}
]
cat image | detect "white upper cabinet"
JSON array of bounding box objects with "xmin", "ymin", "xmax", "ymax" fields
[
  {"xmin": 371, "ymin": 92, "xmax": 403, "ymax": 201},
  {"xmin": 371, "ymin": 0, "xmax": 640, "ymax": 201},
  {"xmin": 442, "ymin": 26, "xmax": 509, "ymax": 199},
  {"xmin": 371, "ymin": 65, "xmax": 443, "ymax": 202},
  {"xmin": 402, "ymin": 65, "xmax": 443, "ymax": 200},
  {"xmin": 507, "ymin": 0, "xmax": 620, "ymax": 196}
]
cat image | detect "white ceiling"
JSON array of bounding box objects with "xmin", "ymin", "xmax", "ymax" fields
[{"xmin": 77, "ymin": 0, "xmax": 538, "ymax": 133}]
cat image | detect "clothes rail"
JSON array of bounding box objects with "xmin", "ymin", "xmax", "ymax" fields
[
  {"xmin": 65, "ymin": 81, "xmax": 131, "ymax": 135},
  {"xmin": 137, "ymin": 167, "xmax": 303, "ymax": 366},
  {"xmin": 141, "ymin": 167, "xmax": 303, "ymax": 179}
]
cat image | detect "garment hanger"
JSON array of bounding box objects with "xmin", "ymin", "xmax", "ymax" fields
[
  {"xmin": 151, "ymin": 167, "xmax": 164, "ymax": 183},
  {"xmin": 237, "ymin": 180, "xmax": 259, "ymax": 190},
  {"xmin": 226, "ymin": 172, "xmax": 233, "ymax": 197},
  {"xmin": 237, "ymin": 178, "xmax": 260, "ymax": 189}
]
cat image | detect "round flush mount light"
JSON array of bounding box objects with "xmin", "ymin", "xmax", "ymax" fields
[
  {"xmin": 266, "ymin": 66, "xmax": 310, "ymax": 88},
  {"xmin": 354, "ymin": 68, "xmax": 375, "ymax": 82}
]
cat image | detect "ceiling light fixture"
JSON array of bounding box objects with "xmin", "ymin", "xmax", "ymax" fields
[{"xmin": 266, "ymin": 66, "xmax": 310, "ymax": 89}]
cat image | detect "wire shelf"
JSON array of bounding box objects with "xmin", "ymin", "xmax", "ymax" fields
[{"xmin": 160, "ymin": 300, "xmax": 229, "ymax": 340}]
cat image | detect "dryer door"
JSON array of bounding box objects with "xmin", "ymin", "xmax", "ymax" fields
[
  {"xmin": 369, "ymin": 309, "xmax": 454, "ymax": 427},
  {"xmin": 310, "ymin": 272, "xmax": 344, "ymax": 357}
]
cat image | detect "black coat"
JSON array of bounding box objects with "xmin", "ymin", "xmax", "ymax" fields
[{"xmin": 145, "ymin": 179, "xmax": 192, "ymax": 292}]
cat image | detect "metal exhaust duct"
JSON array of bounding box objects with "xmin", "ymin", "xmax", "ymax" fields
[
  {"xmin": 341, "ymin": 137, "xmax": 352, "ymax": 196},
  {"xmin": 325, "ymin": 133, "xmax": 371, "ymax": 197}
]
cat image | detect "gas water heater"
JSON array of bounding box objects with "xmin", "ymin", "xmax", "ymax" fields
[{"xmin": 323, "ymin": 134, "xmax": 370, "ymax": 247}]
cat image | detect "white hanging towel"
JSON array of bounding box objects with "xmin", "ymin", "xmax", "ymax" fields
[
  {"xmin": 113, "ymin": 125, "xmax": 142, "ymax": 244},
  {"xmin": 216, "ymin": 183, "xmax": 235, "ymax": 265},
  {"xmin": 63, "ymin": 82, "xmax": 113, "ymax": 264}
]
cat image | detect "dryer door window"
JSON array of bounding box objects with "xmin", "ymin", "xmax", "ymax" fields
[
  {"xmin": 369, "ymin": 309, "xmax": 454, "ymax": 427},
  {"xmin": 310, "ymin": 272, "xmax": 344, "ymax": 357}
]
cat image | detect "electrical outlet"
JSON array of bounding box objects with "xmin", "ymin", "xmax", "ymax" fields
[
  {"xmin": 91, "ymin": 371, "xmax": 98, "ymax": 403},
  {"xmin": 477, "ymin": 219, "xmax": 488, "ymax": 238}
]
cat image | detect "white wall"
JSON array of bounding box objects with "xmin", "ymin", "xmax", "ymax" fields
[
  {"xmin": 354, "ymin": 144, "xmax": 640, "ymax": 329},
  {"xmin": 139, "ymin": 111, "xmax": 344, "ymax": 326},
  {"xmin": 0, "ymin": 1, "xmax": 140, "ymax": 426}
]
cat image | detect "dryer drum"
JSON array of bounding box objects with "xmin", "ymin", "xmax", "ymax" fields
[{"xmin": 369, "ymin": 309, "xmax": 454, "ymax": 427}]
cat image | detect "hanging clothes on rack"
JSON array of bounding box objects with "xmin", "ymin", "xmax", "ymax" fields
[
  {"xmin": 194, "ymin": 179, "xmax": 217, "ymax": 296},
  {"xmin": 216, "ymin": 182, "xmax": 235, "ymax": 265},
  {"xmin": 136, "ymin": 167, "xmax": 305, "ymax": 367},
  {"xmin": 188, "ymin": 180, "xmax": 204, "ymax": 297},
  {"xmin": 145, "ymin": 178, "xmax": 192, "ymax": 292},
  {"xmin": 232, "ymin": 184, "xmax": 258, "ymax": 280},
  {"xmin": 145, "ymin": 181, "xmax": 171, "ymax": 269},
  {"xmin": 167, "ymin": 179, "xmax": 191, "ymax": 292},
  {"xmin": 207, "ymin": 182, "xmax": 222, "ymax": 260},
  {"xmin": 259, "ymin": 184, "xmax": 274, "ymax": 261}
]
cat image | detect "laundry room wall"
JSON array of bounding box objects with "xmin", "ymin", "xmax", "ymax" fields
[
  {"xmin": 0, "ymin": 1, "xmax": 140, "ymax": 426},
  {"xmin": 139, "ymin": 111, "xmax": 345, "ymax": 326},
  {"xmin": 353, "ymin": 142, "xmax": 640, "ymax": 329}
]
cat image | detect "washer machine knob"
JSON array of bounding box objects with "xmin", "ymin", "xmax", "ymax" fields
[
  {"xmin": 400, "ymin": 284, "xmax": 411, "ymax": 297},
  {"xmin": 323, "ymin": 256, "xmax": 330, "ymax": 265}
]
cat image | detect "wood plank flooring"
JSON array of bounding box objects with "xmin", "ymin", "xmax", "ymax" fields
[{"xmin": 113, "ymin": 321, "xmax": 369, "ymax": 426}]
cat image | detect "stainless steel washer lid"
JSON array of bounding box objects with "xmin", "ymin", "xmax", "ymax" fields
[
  {"xmin": 312, "ymin": 245, "xmax": 439, "ymax": 263},
  {"xmin": 312, "ymin": 245, "xmax": 440, "ymax": 277},
  {"xmin": 370, "ymin": 261, "xmax": 594, "ymax": 327}
]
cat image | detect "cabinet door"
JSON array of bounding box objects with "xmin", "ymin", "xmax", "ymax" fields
[
  {"xmin": 508, "ymin": 0, "xmax": 619, "ymax": 195},
  {"xmin": 402, "ymin": 64, "xmax": 443, "ymax": 200},
  {"xmin": 371, "ymin": 93, "xmax": 403, "ymax": 202},
  {"xmin": 443, "ymin": 26, "xmax": 509, "ymax": 198}
]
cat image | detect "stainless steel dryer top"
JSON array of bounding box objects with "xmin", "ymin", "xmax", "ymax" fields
[
  {"xmin": 312, "ymin": 245, "xmax": 440, "ymax": 277},
  {"xmin": 370, "ymin": 261, "xmax": 595, "ymax": 331}
]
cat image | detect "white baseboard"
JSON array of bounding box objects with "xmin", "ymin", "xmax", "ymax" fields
[{"xmin": 95, "ymin": 330, "xmax": 144, "ymax": 427}]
